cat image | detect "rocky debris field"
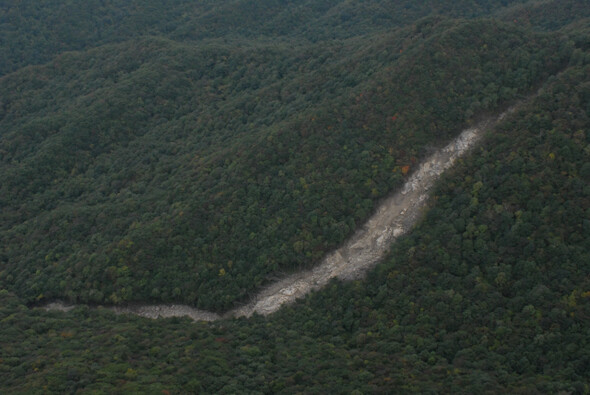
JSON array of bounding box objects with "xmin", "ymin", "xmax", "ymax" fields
[{"xmin": 43, "ymin": 108, "xmax": 514, "ymax": 322}]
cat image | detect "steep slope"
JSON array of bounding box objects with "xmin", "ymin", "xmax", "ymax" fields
[
  {"xmin": 0, "ymin": 20, "xmax": 570, "ymax": 310},
  {"xmin": 42, "ymin": 108, "xmax": 516, "ymax": 321},
  {"xmin": 0, "ymin": 1, "xmax": 589, "ymax": 392},
  {"xmin": 1, "ymin": 53, "xmax": 588, "ymax": 395}
]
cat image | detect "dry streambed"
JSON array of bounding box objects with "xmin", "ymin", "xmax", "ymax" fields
[{"xmin": 43, "ymin": 109, "xmax": 513, "ymax": 322}]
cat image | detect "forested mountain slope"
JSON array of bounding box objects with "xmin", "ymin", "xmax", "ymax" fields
[
  {"xmin": 0, "ymin": 18, "xmax": 572, "ymax": 310},
  {"xmin": 0, "ymin": 0, "xmax": 589, "ymax": 392},
  {"xmin": 2, "ymin": 0, "xmax": 560, "ymax": 76},
  {"xmin": 1, "ymin": 44, "xmax": 589, "ymax": 395}
]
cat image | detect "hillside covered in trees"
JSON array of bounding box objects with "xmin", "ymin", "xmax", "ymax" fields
[
  {"xmin": 1, "ymin": 0, "xmax": 589, "ymax": 392},
  {"xmin": 0, "ymin": 1, "xmax": 578, "ymax": 311}
]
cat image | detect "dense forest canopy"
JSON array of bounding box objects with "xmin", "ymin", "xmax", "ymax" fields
[
  {"xmin": 0, "ymin": 0, "xmax": 589, "ymax": 392},
  {"xmin": 0, "ymin": 9, "xmax": 574, "ymax": 311},
  {"xmin": 3, "ymin": 0, "xmax": 589, "ymax": 76}
]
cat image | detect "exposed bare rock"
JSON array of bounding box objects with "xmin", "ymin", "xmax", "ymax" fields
[
  {"xmin": 112, "ymin": 304, "xmax": 221, "ymax": 322},
  {"xmin": 42, "ymin": 108, "xmax": 514, "ymax": 322},
  {"xmin": 42, "ymin": 302, "xmax": 75, "ymax": 312},
  {"xmin": 232, "ymin": 111, "xmax": 512, "ymax": 317}
]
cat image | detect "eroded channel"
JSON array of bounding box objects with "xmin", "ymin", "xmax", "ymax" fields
[{"xmin": 43, "ymin": 109, "xmax": 514, "ymax": 322}]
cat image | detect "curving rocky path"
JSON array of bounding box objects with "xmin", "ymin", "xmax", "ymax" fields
[{"xmin": 43, "ymin": 108, "xmax": 514, "ymax": 322}]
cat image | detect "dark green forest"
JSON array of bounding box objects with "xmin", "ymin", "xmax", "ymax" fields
[
  {"xmin": 0, "ymin": 4, "xmax": 576, "ymax": 311},
  {"xmin": 7, "ymin": 0, "xmax": 582, "ymax": 76},
  {"xmin": 1, "ymin": 0, "xmax": 589, "ymax": 392}
]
